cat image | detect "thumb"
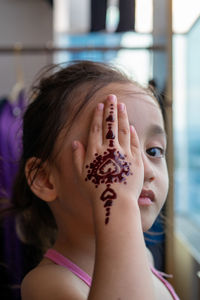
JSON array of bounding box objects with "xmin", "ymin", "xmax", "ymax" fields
[{"xmin": 72, "ymin": 140, "xmax": 85, "ymax": 175}]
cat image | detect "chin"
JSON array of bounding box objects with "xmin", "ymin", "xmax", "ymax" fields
[
  {"xmin": 140, "ymin": 211, "xmax": 159, "ymax": 232},
  {"xmin": 142, "ymin": 223, "xmax": 153, "ymax": 232}
]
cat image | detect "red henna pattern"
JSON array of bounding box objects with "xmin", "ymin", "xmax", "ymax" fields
[
  {"xmin": 106, "ymin": 129, "xmax": 115, "ymax": 139},
  {"xmin": 109, "ymin": 140, "xmax": 114, "ymax": 147},
  {"xmin": 106, "ymin": 114, "xmax": 114, "ymax": 122},
  {"xmin": 100, "ymin": 185, "xmax": 117, "ymax": 201},
  {"xmin": 85, "ymin": 149, "xmax": 131, "ymax": 186},
  {"xmin": 85, "ymin": 104, "xmax": 132, "ymax": 224}
]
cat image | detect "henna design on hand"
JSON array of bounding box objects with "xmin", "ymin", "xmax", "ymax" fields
[{"xmin": 85, "ymin": 104, "xmax": 133, "ymax": 224}]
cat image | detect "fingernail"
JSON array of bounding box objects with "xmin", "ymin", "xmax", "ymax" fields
[
  {"xmin": 108, "ymin": 94, "xmax": 117, "ymax": 103},
  {"xmin": 72, "ymin": 140, "xmax": 78, "ymax": 150},
  {"xmin": 97, "ymin": 103, "xmax": 104, "ymax": 111},
  {"xmin": 130, "ymin": 125, "xmax": 135, "ymax": 133},
  {"xmin": 118, "ymin": 103, "xmax": 125, "ymax": 112}
]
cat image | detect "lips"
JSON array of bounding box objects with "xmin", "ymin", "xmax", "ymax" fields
[{"xmin": 138, "ymin": 189, "xmax": 155, "ymax": 206}]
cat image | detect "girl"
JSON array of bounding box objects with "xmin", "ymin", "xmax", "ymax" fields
[{"xmin": 9, "ymin": 61, "xmax": 179, "ymax": 299}]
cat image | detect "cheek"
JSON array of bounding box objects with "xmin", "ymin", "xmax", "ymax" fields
[
  {"xmin": 54, "ymin": 147, "xmax": 75, "ymax": 185},
  {"xmin": 158, "ymin": 163, "xmax": 169, "ymax": 201}
]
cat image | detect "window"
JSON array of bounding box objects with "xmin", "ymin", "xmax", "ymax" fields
[{"xmin": 173, "ymin": 3, "xmax": 200, "ymax": 262}]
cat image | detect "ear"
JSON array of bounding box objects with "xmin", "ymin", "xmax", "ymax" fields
[{"xmin": 25, "ymin": 157, "xmax": 57, "ymax": 202}]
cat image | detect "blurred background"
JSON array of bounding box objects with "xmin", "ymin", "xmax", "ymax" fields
[{"xmin": 0, "ymin": 1, "xmax": 200, "ymax": 299}]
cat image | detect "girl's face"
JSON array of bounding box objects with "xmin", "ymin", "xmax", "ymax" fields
[{"xmin": 52, "ymin": 83, "xmax": 169, "ymax": 232}]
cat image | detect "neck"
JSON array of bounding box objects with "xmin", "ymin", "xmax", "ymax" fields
[{"xmin": 53, "ymin": 213, "xmax": 95, "ymax": 278}]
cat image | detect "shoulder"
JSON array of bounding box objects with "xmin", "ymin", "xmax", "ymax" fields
[
  {"xmin": 145, "ymin": 248, "xmax": 174, "ymax": 299},
  {"xmin": 21, "ymin": 261, "xmax": 89, "ymax": 300},
  {"xmin": 146, "ymin": 247, "xmax": 155, "ymax": 266}
]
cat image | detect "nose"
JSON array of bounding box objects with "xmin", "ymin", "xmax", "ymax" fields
[{"xmin": 142, "ymin": 152, "xmax": 155, "ymax": 183}]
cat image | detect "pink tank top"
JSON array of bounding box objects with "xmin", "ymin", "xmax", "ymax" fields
[{"xmin": 44, "ymin": 249, "xmax": 180, "ymax": 300}]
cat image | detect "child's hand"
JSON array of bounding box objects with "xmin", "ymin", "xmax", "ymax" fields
[{"xmin": 72, "ymin": 94, "xmax": 144, "ymax": 224}]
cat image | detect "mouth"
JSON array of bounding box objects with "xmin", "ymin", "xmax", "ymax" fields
[{"xmin": 138, "ymin": 189, "xmax": 155, "ymax": 206}]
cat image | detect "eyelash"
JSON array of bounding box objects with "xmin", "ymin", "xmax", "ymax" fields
[{"xmin": 146, "ymin": 147, "xmax": 165, "ymax": 158}]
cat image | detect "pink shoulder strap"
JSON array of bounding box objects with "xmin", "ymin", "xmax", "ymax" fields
[
  {"xmin": 150, "ymin": 265, "xmax": 180, "ymax": 300},
  {"xmin": 44, "ymin": 249, "xmax": 179, "ymax": 299},
  {"xmin": 44, "ymin": 249, "xmax": 92, "ymax": 287}
]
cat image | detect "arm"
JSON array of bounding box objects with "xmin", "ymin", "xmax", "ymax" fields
[{"xmin": 73, "ymin": 95, "xmax": 155, "ymax": 300}]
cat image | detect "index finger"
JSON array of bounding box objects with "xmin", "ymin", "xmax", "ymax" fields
[{"xmin": 87, "ymin": 102, "xmax": 104, "ymax": 152}]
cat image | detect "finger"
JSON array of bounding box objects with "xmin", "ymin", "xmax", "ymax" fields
[
  {"xmin": 72, "ymin": 140, "xmax": 85, "ymax": 174},
  {"xmin": 103, "ymin": 94, "xmax": 118, "ymax": 146},
  {"xmin": 130, "ymin": 125, "xmax": 141, "ymax": 155},
  {"xmin": 118, "ymin": 103, "xmax": 130, "ymax": 148},
  {"xmin": 87, "ymin": 103, "xmax": 104, "ymax": 151}
]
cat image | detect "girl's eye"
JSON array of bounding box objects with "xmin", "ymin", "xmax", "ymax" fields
[{"xmin": 146, "ymin": 147, "xmax": 165, "ymax": 158}]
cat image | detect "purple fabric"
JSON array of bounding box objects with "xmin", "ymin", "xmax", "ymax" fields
[{"xmin": 0, "ymin": 91, "xmax": 25, "ymax": 288}]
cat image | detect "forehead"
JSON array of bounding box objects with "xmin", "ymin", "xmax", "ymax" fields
[
  {"xmin": 84, "ymin": 82, "xmax": 163, "ymax": 125},
  {"xmin": 69, "ymin": 82, "xmax": 165, "ymax": 143},
  {"xmin": 56, "ymin": 82, "xmax": 166, "ymax": 156},
  {"xmin": 87, "ymin": 82, "xmax": 159, "ymax": 109}
]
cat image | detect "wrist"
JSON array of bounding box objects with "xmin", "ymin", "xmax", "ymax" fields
[{"xmin": 92, "ymin": 194, "xmax": 141, "ymax": 226}]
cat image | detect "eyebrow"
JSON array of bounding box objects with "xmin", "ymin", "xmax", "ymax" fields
[{"xmin": 148, "ymin": 125, "xmax": 167, "ymax": 141}]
